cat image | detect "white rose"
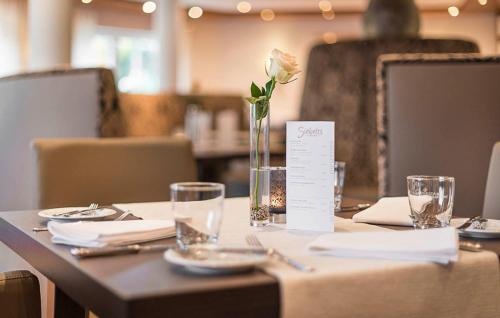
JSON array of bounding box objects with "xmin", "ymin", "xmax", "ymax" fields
[{"xmin": 267, "ymin": 49, "xmax": 300, "ymax": 84}]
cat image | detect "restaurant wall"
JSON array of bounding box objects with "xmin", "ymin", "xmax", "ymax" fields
[
  {"xmin": 188, "ymin": 14, "xmax": 363, "ymax": 127},
  {"xmin": 188, "ymin": 12, "xmax": 497, "ymax": 127},
  {"xmin": 421, "ymin": 12, "xmax": 496, "ymax": 55}
]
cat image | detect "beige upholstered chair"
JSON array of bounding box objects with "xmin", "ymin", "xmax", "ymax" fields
[
  {"xmin": 32, "ymin": 137, "xmax": 197, "ymax": 209},
  {"xmin": 0, "ymin": 271, "xmax": 41, "ymax": 318},
  {"xmin": 483, "ymin": 142, "xmax": 500, "ymax": 219},
  {"xmin": 377, "ymin": 55, "xmax": 500, "ymax": 217}
]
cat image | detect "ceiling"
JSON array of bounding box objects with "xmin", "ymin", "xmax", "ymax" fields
[
  {"xmin": 177, "ymin": 0, "xmax": 473, "ymax": 13},
  {"xmin": 121, "ymin": 0, "xmax": 500, "ymax": 14}
]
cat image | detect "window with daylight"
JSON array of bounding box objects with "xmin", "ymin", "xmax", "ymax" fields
[{"xmin": 73, "ymin": 27, "xmax": 159, "ymax": 93}]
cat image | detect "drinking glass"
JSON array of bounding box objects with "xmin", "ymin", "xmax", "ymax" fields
[
  {"xmin": 334, "ymin": 161, "xmax": 346, "ymax": 212},
  {"xmin": 171, "ymin": 182, "xmax": 225, "ymax": 247},
  {"xmin": 407, "ymin": 176, "xmax": 455, "ymax": 229}
]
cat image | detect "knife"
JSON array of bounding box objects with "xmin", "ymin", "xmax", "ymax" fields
[
  {"xmin": 70, "ymin": 244, "xmax": 173, "ymax": 258},
  {"xmin": 70, "ymin": 244, "xmax": 269, "ymax": 259}
]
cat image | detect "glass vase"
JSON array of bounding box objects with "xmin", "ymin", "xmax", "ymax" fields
[{"xmin": 249, "ymin": 103, "xmax": 270, "ymax": 226}]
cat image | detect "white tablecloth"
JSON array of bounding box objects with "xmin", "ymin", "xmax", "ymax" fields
[{"xmin": 116, "ymin": 198, "xmax": 500, "ymax": 318}]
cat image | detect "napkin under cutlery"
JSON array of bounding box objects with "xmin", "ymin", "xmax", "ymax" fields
[
  {"xmin": 352, "ymin": 196, "xmax": 413, "ymax": 226},
  {"xmin": 309, "ymin": 227, "xmax": 458, "ymax": 264},
  {"xmin": 48, "ymin": 220, "xmax": 175, "ymax": 247}
]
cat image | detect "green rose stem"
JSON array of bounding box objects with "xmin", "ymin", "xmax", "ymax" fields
[
  {"xmin": 252, "ymin": 78, "xmax": 276, "ymax": 213},
  {"xmin": 253, "ymin": 117, "xmax": 263, "ymax": 210}
]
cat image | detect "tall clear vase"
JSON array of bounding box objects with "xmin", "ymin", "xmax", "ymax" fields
[{"xmin": 249, "ymin": 103, "xmax": 270, "ymax": 226}]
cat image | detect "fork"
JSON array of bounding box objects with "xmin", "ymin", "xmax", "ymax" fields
[
  {"xmin": 52, "ymin": 203, "xmax": 99, "ymax": 217},
  {"xmin": 246, "ymin": 234, "xmax": 315, "ymax": 272}
]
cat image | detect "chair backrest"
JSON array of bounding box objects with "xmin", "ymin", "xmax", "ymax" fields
[
  {"xmin": 483, "ymin": 142, "xmax": 500, "ymax": 219},
  {"xmin": 378, "ymin": 55, "xmax": 500, "ymax": 217},
  {"xmin": 33, "ymin": 137, "xmax": 197, "ymax": 209},
  {"xmin": 0, "ymin": 271, "xmax": 41, "ymax": 318},
  {"xmin": 0, "ymin": 68, "xmax": 122, "ymax": 211},
  {"xmin": 299, "ymin": 39, "xmax": 478, "ymax": 199}
]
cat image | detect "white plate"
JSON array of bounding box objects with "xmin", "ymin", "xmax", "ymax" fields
[
  {"xmin": 452, "ymin": 218, "xmax": 500, "ymax": 239},
  {"xmin": 164, "ymin": 248, "xmax": 268, "ymax": 275},
  {"xmin": 38, "ymin": 207, "xmax": 116, "ymax": 221}
]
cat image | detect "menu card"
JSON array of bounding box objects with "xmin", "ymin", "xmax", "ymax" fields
[{"xmin": 286, "ymin": 121, "xmax": 335, "ymax": 232}]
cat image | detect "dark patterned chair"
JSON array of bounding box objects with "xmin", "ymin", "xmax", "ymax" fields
[
  {"xmin": 0, "ymin": 271, "xmax": 41, "ymax": 318},
  {"xmin": 299, "ymin": 39, "xmax": 479, "ymax": 200},
  {"xmin": 376, "ymin": 54, "xmax": 500, "ymax": 217}
]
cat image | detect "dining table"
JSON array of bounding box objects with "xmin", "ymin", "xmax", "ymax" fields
[
  {"xmin": 1, "ymin": 197, "xmax": 499, "ymax": 318},
  {"xmin": 192, "ymin": 130, "xmax": 286, "ymax": 182},
  {"xmin": 192, "ymin": 130, "xmax": 285, "ymax": 160}
]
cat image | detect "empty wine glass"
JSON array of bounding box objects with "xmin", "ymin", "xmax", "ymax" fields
[{"xmin": 407, "ymin": 176, "xmax": 455, "ymax": 229}]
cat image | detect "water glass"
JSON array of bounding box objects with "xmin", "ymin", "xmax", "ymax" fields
[
  {"xmin": 334, "ymin": 161, "xmax": 346, "ymax": 212},
  {"xmin": 171, "ymin": 182, "xmax": 225, "ymax": 247},
  {"xmin": 407, "ymin": 176, "xmax": 455, "ymax": 229}
]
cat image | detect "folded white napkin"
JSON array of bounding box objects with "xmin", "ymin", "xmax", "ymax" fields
[
  {"xmin": 352, "ymin": 196, "xmax": 413, "ymax": 226},
  {"xmin": 48, "ymin": 220, "xmax": 175, "ymax": 247},
  {"xmin": 309, "ymin": 227, "xmax": 458, "ymax": 264}
]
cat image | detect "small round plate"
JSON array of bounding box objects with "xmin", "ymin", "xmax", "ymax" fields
[
  {"xmin": 38, "ymin": 207, "xmax": 116, "ymax": 221},
  {"xmin": 452, "ymin": 218, "xmax": 500, "ymax": 239},
  {"xmin": 164, "ymin": 248, "xmax": 268, "ymax": 275}
]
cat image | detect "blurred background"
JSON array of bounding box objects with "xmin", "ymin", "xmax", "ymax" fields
[
  {"xmin": 1, "ymin": 0, "xmax": 499, "ymax": 125},
  {"xmin": 1, "ymin": 0, "xmax": 500, "ymax": 210}
]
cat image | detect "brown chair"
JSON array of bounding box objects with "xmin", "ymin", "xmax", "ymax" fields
[
  {"xmin": 33, "ymin": 137, "xmax": 197, "ymax": 209},
  {"xmin": 377, "ymin": 54, "xmax": 500, "ymax": 217},
  {"xmin": 0, "ymin": 271, "xmax": 41, "ymax": 318},
  {"xmin": 299, "ymin": 39, "xmax": 479, "ymax": 200}
]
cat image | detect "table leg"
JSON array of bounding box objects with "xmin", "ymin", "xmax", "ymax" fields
[{"xmin": 54, "ymin": 286, "xmax": 86, "ymax": 318}]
